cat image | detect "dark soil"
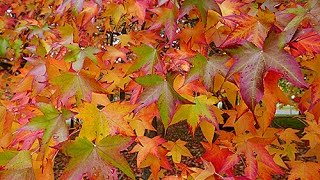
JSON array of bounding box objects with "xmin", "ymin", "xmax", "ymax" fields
[{"xmin": 53, "ymin": 120, "xmax": 314, "ymax": 180}]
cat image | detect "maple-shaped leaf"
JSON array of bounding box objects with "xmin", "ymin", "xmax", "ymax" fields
[
  {"xmin": 179, "ymin": 22, "xmax": 207, "ymax": 51},
  {"xmin": 127, "ymin": 44, "xmax": 158, "ymax": 74},
  {"xmin": 0, "ymin": 150, "xmax": 35, "ymax": 179},
  {"xmin": 135, "ymin": 74, "xmax": 190, "ymax": 128},
  {"xmin": 20, "ymin": 103, "xmax": 72, "ymax": 148},
  {"xmin": 76, "ymin": 2, "xmax": 100, "ymax": 28},
  {"xmin": 184, "ymin": 53, "xmax": 229, "ymax": 90},
  {"xmin": 0, "ymin": 37, "xmax": 8, "ymax": 57},
  {"xmin": 137, "ymin": 147, "xmax": 171, "ymax": 178},
  {"xmin": 56, "ymin": 0, "xmax": 85, "ymax": 14},
  {"xmin": 131, "ymin": 136, "xmax": 169, "ymax": 168},
  {"xmin": 102, "ymin": 2, "xmax": 125, "ymax": 27},
  {"xmin": 51, "ymin": 70, "xmax": 107, "ymax": 104},
  {"xmin": 287, "ymin": 161, "xmax": 320, "ymax": 180},
  {"xmin": 76, "ymin": 102, "xmax": 136, "ymax": 142},
  {"xmin": 60, "ymin": 136, "xmax": 134, "ymax": 179},
  {"xmin": 64, "ymin": 44, "xmax": 100, "ymax": 71},
  {"xmin": 190, "ymin": 159, "xmax": 217, "ymax": 180},
  {"xmin": 226, "ymin": 32, "xmax": 308, "ymax": 110},
  {"xmin": 124, "ymin": 0, "xmax": 148, "ymax": 24},
  {"xmin": 256, "ymin": 71, "xmax": 290, "ymax": 132},
  {"xmin": 57, "ymin": 23, "xmax": 74, "ymax": 45},
  {"xmin": 163, "ymin": 139, "xmax": 192, "ymax": 163},
  {"xmin": 219, "ymin": 0, "xmax": 244, "ymax": 17},
  {"xmin": 221, "ymin": 10, "xmax": 275, "ymax": 49},
  {"xmin": 305, "ymin": 143, "xmax": 320, "ymax": 162},
  {"xmin": 301, "ymin": 120, "xmax": 320, "ymax": 149},
  {"xmin": 289, "ymin": 28, "xmax": 320, "ymax": 56},
  {"xmin": 232, "ymin": 134, "xmax": 284, "ymax": 179},
  {"xmin": 149, "ymin": 7, "xmax": 177, "ymax": 44},
  {"xmin": 127, "ymin": 103, "xmax": 158, "ymax": 136},
  {"xmin": 171, "ymin": 95, "xmax": 219, "ymax": 135},
  {"xmin": 201, "ymin": 143, "xmax": 234, "ymax": 175},
  {"xmin": 180, "ymin": 0, "xmax": 221, "ymax": 24},
  {"xmin": 280, "ymin": 0, "xmax": 320, "ymax": 32}
]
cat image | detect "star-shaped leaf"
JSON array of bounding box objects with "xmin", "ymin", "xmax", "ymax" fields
[
  {"xmin": 287, "ymin": 161, "xmax": 320, "ymax": 180},
  {"xmin": 76, "ymin": 102, "xmax": 136, "ymax": 141},
  {"xmin": 135, "ymin": 74, "xmax": 191, "ymax": 128},
  {"xmin": 51, "ymin": 70, "xmax": 107, "ymax": 104},
  {"xmin": 149, "ymin": 7, "xmax": 178, "ymax": 44},
  {"xmin": 185, "ymin": 53, "xmax": 229, "ymax": 90},
  {"xmin": 233, "ymin": 134, "xmax": 284, "ymax": 179},
  {"xmin": 127, "ymin": 44, "xmax": 158, "ymax": 74},
  {"xmin": 64, "ymin": 44, "xmax": 100, "ymax": 71},
  {"xmin": 20, "ymin": 103, "xmax": 72, "ymax": 148},
  {"xmin": 226, "ymin": 31, "xmax": 308, "ymax": 110},
  {"xmin": 0, "ymin": 150, "xmax": 35, "ymax": 180},
  {"xmin": 60, "ymin": 136, "xmax": 134, "ymax": 179},
  {"xmin": 163, "ymin": 139, "xmax": 192, "ymax": 163},
  {"xmin": 130, "ymin": 136, "xmax": 167, "ymax": 167},
  {"xmin": 180, "ymin": 0, "xmax": 221, "ymax": 24},
  {"xmin": 222, "ymin": 10, "xmax": 275, "ymax": 49},
  {"xmin": 171, "ymin": 95, "xmax": 219, "ymax": 134}
]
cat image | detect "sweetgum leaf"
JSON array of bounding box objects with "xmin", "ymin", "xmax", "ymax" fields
[
  {"xmin": 0, "ymin": 37, "xmax": 8, "ymax": 57},
  {"xmin": 180, "ymin": 0, "xmax": 221, "ymax": 23},
  {"xmin": 127, "ymin": 44, "xmax": 158, "ymax": 74},
  {"xmin": 20, "ymin": 103, "xmax": 72, "ymax": 147},
  {"xmin": 0, "ymin": 150, "xmax": 35, "ymax": 180},
  {"xmin": 76, "ymin": 102, "xmax": 136, "ymax": 141},
  {"xmin": 221, "ymin": 10, "xmax": 275, "ymax": 49},
  {"xmin": 287, "ymin": 161, "xmax": 320, "ymax": 180},
  {"xmin": 64, "ymin": 45, "xmax": 100, "ymax": 71},
  {"xmin": 163, "ymin": 139, "xmax": 192, "ymax": 164},
  {"xmin": 135, "ymin": 74, "xmax": 190, "ymax": 128},
  {"xmin": 149, "ymin": 7, "xmax": 177, "ymax": 44},
  {"xmin": 226, "ymin": 31, "xmax": 308, "ymax": 110},
  {"xmin": 185, "ymin": 53, "xmax": 228, "ymax": 90},
  {"xmin": 51, "ymin": 70, "xmax": 107, "ymax": 104},
  {"xmin": 61, "ymin": 136, "xmax": 135, "ymax": 179},
  {"xmin": 171, "ymin": 95, "xmax": 219, "ymax": 134},
  {"xmin": 233, "ymin": 135, "xmax": 284, "ymax": 179}
]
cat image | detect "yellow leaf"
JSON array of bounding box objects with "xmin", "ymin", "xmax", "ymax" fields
[{"xmin": 163, "ymin": 139, "xmax": 192, "ymax": 163}]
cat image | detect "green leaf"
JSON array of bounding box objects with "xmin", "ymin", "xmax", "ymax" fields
[
  {"xmin": 51, "ymin": 71, "xmax": 107, "ymax": 104},
  {"xmin": 64, "ymin": 45, "xmax": 100, "ymax": 71},
  {"xmin": 58, "ymin": 23, "xmax": 74, "ymax": 44},
  {"xmin": 136, "ymin": 74, "xmax": 191, "ymax": 128},
  {"xmin": 61, "ymin": 136, "xmax": 135, "ymax": 179},
  {"xmin": 171, "ymin": 95, "xmax": 218, "ymax": 133},
  {"xmin": 127, "ymin": 44, "xmax": 158, "ymax": 74},
  {"xmin": 20, "ymin": 103, "xmax": 72, "ymax": 147},
  {"xmin": 226, "ymin": 32, "xmax": 308, "ymax": 110},
  {"xmin": 185, "ymin": 53, "xmax": 228, "ymax": 90},
  {"xmin": 135, "ymin": 74, "xmax": 164, "ymax": 86},
  {"xmin": 180, "ymin": 0, "xmax": 221, "ymax": 24},
  {"xmin": 0, "ymin": 38, "xmax": 9, "ymax": 57},
  {"xmin": 0, "ymin": 150, "xmax": 35, "ymax": 180}
]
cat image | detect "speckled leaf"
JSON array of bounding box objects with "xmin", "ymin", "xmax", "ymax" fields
[
  {"xmin": 51, "ymin": 70, "xmax": 107, "ymax": 104},
  {"xmin": 76, "ymin": 102, "xmax": 136, "ymax": 141},
  {"xmin": 64, "ymin": 44, "xmax": 100, "ymax": 71},
  {"xmin": 227, "ymin": 32, "xmax": 308, "ymax": 110},
  {"xmin": 0, "ymin": 150, "xmax": 35, "ymax": 180},
  {"xmin": 135, "ymin": 74, "xmax": 190, "ymax": 128},
  {"xmin": 180, "ymin": 0, "xmax": 221, "ymax": 23},
  {"xmin": 171, "ymin": 95, "xmax": 219, "ymax": 134},
  {"xmin": 185, "ymin": 53, "xmax": 228, "ymax": 90},
  {"xmin": 127, "ymin": 44, "xmax": 158, "ymax": 74},
  {"xmin": 60, "ymin": 136, "xmax": 135, "ymax": 180},
  {"xmin": 20, "ymin": 103, "xmax": 72, "ymax": 147},
  {"xmin": 163, "ymin": 139, "xmax": 192, "ymax": 163}
]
